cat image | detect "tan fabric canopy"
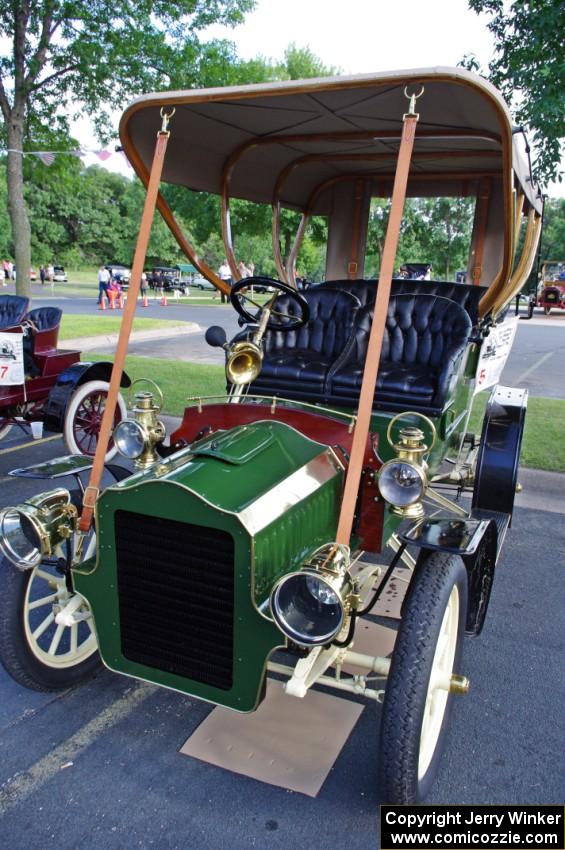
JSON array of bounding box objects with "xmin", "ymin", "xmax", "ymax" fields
[{"xmin": 120, "ymin": 67, "xmax": 542, "ymax": 215}]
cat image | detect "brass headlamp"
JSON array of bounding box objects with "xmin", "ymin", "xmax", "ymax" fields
[
  {"xmin": 270, "ymin": 543, "xmax": 357, "ymax": 646},
  {"xmin": 377, "ymin": 413, "xmax": 436, "ymax": 519},
  {"xmin": 113, "ymin": 386, "xmax": 166, "ymax": 468},
  {"xmin": 0, "ymin": 488, "xmax": 77, "ymax": 570}
]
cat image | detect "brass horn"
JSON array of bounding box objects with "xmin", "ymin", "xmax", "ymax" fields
[{"xmin": 226, "ymin": 340, "xmax": 263, "ymax": 385}]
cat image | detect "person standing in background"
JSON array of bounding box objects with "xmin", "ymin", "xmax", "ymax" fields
[
  {"xmin": 218, "ymin": 259, "xmax": 232, "ymax": 304},
  {"xmin": 46, "ymin": 263, "xmax": 54, "ymax": 284},
  {"xmin": 39, "ymin": 265, "xmax": 46, "ymax": 285},
  {"xmin": 97, "ymin": 265, "xmax": 111, "ymax": 304}
]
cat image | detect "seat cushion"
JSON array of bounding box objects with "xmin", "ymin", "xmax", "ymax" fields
[
  {"xmin": 252, "ymin": 350, "xmax": 333, "ymax": 397},
  {"xmin": 331, "ymin": 361, "xmax": 436, "ymax": 405}
]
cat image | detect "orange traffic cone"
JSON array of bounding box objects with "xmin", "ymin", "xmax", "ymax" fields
[
  {"xmin": 141, "ymin": 294, "xmax": 149, "ymax": 307},
  {"xmin": 98, "ymin": 294, "xmax": 106, "ymax": 310},
  {"xmin": 108, "ymin": 290, "xmax": 116, "ymax": 309},
  {"xmin": 160, "ymin": 294, "xmax": 168, "ymax": 306}
]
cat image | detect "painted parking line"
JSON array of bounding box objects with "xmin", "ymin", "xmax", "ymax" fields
[
  {"xmin": 515, "ymin": 350, "xmax": 554, "ymax": 384},
  {"xmin": 0, "ymin": 684, "xmax": 156, "ymax": 817},
  {"xmin": 0, "ymin": 434, "xmax": 62, "ymax": 456}
]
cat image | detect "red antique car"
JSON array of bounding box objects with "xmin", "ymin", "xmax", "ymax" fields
[
  {"xmin": 0, "ymin": 294, "xmax": 129, "ymax": 455},
  {"xmin": 536, "ymin": 260, "xmax": 565, "ymax": 314}
]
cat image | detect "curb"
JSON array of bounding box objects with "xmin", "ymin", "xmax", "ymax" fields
[{"xmin": 63, "ymin": 322, "xmax": 202, "ymax": 351}]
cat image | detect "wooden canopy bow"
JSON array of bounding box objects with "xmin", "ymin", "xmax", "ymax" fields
[
  {"xmin": 79, "ymin": 108, "xmax": 175, "ymax": 533},
  {"xmin": 336, "ymin": 86, "xmax": 423, "ymax": 546}
]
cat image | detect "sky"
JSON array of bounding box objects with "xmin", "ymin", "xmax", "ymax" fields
[{"xmin": 78, "ymin": 0, "xmax": 563, "ymax": 196}]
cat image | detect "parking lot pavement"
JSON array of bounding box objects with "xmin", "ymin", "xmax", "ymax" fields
[{"xmin": 0, "ymin": 436, "xmax": 563, "ymax": 849}]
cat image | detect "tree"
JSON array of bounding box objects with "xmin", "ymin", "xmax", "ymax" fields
[
  {"xmin": 463, "ymin": 0, "xmax": 565, "ymax": 186},
  {"xmin": 0, "ymin": 0, "xmax": 255, "ymax": 297}
]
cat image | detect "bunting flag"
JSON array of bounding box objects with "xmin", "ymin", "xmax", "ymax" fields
[
  {"xmin": 35, "ymin": 152, "xmax": 56, "ymax": 166},
  {"xmin": 3, "ymin": 146, "xmax": 127, "ymax": 169}
]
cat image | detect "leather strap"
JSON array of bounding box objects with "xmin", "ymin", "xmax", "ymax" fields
[
  {"xmin": 336, "ymin": 111, "xmax": 420, "ymax": 545},
  {"xmin": 79, "ymin": 129, "xmax": 171, "ymax": 532}
]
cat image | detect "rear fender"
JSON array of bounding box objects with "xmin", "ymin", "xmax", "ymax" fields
[{"xmin": 44, "ymin": 362, "xmax": 131, "ymax": 433}]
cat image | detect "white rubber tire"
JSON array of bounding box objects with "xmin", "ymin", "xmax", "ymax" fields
[{"xmin": 64, "ymin": 380, "xmax": 126, "ymax": 460}]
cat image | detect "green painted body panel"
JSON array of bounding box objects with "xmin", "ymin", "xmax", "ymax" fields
[{"xmin": 74, "ymin": 421, "xmax": 343, "ymax": 712}]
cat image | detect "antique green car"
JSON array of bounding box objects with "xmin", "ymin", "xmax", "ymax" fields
[{"xmin": 0, "ymin": 68, "xmax": 543, "ymax": 804}]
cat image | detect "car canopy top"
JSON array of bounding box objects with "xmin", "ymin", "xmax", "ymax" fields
[{"xmin": 120, "ymin": 67, "xmax": 543, "ymax": 316}]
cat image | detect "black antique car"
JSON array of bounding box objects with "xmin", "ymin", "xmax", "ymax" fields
[{"xmin": 0, "ymin": 69, "xmax": 543, "ymax": 804}]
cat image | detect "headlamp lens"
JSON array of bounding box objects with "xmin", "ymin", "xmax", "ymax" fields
[
  {"xmin": 271, "ymin": 572, "xmax": 344, "ymax": 646},
  {"xmin": 378, "ymin": 461, "xmax": 425, "ymax": 506},
  {"xmin": 114, "ymin": 420, "xmax": 145, "ymax": 459},
  {"xmin": 0, "ymin": 508, "xmax": 42, "ymax": 568}
]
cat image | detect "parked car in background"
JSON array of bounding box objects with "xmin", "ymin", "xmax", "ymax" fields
[
  {"xmin": 105, "ymin": 264, "xmax": 131, "ymax": 290},
  {"xmin": 190, "ymin": 275, "xmax": 216, "ymax": 291},
  {"xmin": 53, "ymin": 266, "xmax": 68, "ymax": 282},
  {"xmin": 149, "ymin": 265, "xmax": 190, "ymax": 295},
  {"xmin": 535, "ymin": 260, "xmax": 565, "ymax": 315}
]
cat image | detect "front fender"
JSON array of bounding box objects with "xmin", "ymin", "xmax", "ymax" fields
[
  {"xmin": 44, "ymin": 362, "xmax": 131, "ymax": 433},
  {"xmin": 401, "ymin": 516, "xmax": 498, "ymax": 635}
]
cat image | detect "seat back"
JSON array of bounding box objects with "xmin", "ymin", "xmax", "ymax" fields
[
  {"xmin": 381, "ymin": 293, "xmax": 472, "ymax": 368},
  {"xmin": 263, "ymin": 287, "xmax": 361, "ymax": 357},
  {"xmin": 0, "ymin": 295, "xmax": 29, "ymax": 329},
  {"xmin": 26, "ymin": 306, "xmax": 63, "ymax": 353},
  {"xmin": 313, "ymin": 278, "xmax": 487, "ymax": 325}
]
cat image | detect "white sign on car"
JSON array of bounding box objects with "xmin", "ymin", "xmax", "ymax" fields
[
  {"xmin": 474, "ymin": 315, "xmax": 519, "ymax": 394},
  {"xmin": 0, "ymin": 331, "xmax": 24, "ymax": 385}
]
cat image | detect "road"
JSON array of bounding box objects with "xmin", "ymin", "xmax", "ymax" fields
[
  {"xmin": 0, "ymin": 433, "xmax": 563, "ymax": 849},
  {"xmin": 30, "ymin": 292, "xmax": 565, "ymax": 396}
]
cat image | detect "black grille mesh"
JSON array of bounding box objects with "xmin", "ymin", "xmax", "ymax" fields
[{"xmin": 115, "ymin": 510, "xmax": 234, "ymax": 690}]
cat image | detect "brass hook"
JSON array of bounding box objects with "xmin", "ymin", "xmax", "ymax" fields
[
  {"xmin": 403, "ymin": 84, "xmax": 424, "ymax": 117},
  {"xmin": 159, "ymin": 106, "xmax": 176, "ymax": 133}
]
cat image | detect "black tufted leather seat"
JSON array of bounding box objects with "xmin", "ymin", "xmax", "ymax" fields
[
  {"xmin": 327, "ymin": 294, "xmax": 472, "ymax": 413},
  {"xmin": 26, "ymin": 306, "xmax": 62, "ymax": 331},
  {"xmin": 239, "ymin": 279, "xmax": 478, "ymax": 413},
  {"xmin": 250, "ymin": 288, "xmax": 362, "ymax": 401},
  {"xmin": 0, "ymin": 295, "xmax": 30, "ymax": 329}
]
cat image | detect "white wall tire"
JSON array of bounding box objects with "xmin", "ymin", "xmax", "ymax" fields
[
  {"xmin": 64, "ymin": 380, "xmax": 126, "ymax": 460},
  {"xmin": 378, "ymin": 551, "xmax": 468, "ymax": 803},
  {"xmin": 0, "ymin": 537, "xmax": 101, "ymax": 692},
  {"xmin": 0, "ymin": 418, "xmax": 13, "ymax": 440}
]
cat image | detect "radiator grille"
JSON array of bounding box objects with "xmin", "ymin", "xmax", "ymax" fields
[{"xmin": 115, "ymin": 510, "xmax": 234, "ymax": 690}]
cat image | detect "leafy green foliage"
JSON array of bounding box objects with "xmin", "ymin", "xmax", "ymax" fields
[
  {"xmin": 366, "ymin": 197, "xmax": 474, "ymax": 279},
  {"xmin": 463, "ymin": 0, "xmax": 565, "ymax": 185}
]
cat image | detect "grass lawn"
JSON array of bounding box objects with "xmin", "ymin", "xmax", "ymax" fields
[
  {"xmin": 89, "ymin": 353, "xmax": 226, "ymax": 414},
  {"xmin": 60, "ymin": 314, "xmax": 188, "ymax": 340},
  {"xmin": 469, "ymin": 392, "xmax": 565, "ymax": 473},
  {"xmin": 87, "ymin": 354, "xmax": 565, "ymax": 473}
]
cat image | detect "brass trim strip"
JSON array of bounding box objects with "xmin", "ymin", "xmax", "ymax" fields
[{"xmin": 237, "ymin": 450, "xmax": 341, "ymax": 535}]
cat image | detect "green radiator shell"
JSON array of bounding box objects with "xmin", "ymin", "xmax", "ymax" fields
[{"xmin": 74, "ymin": 421, "xmax": 343, "ymax": 712}]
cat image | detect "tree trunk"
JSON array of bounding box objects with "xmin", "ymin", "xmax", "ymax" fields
[{"xmin": 6, "ymin": 118, "xmax": 32, "ymax": 301}]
